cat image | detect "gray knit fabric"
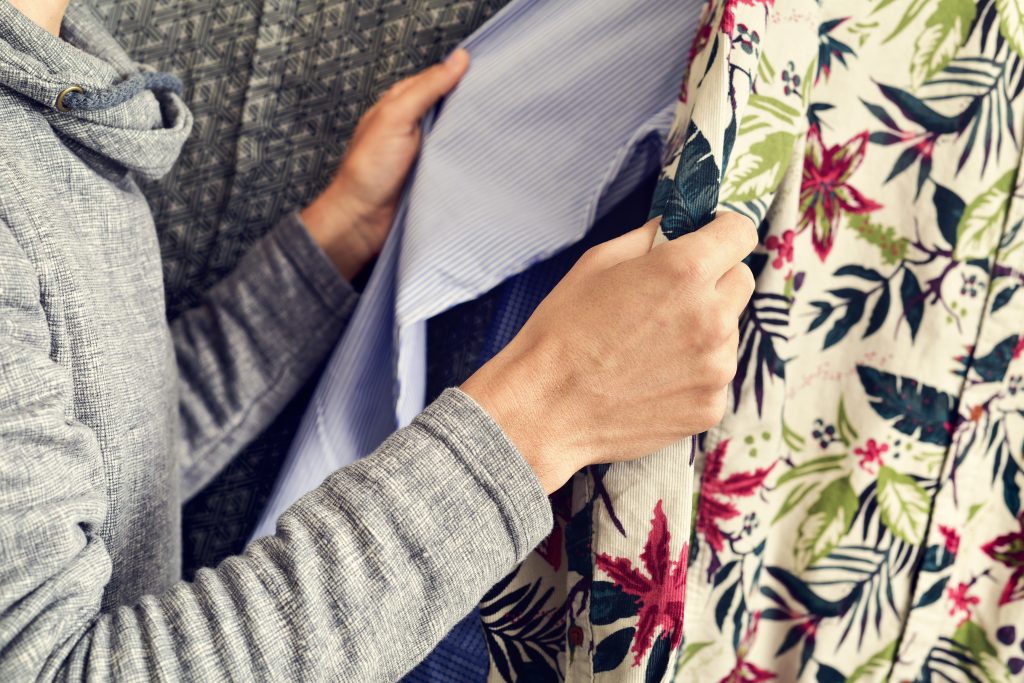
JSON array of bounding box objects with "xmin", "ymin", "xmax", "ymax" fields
[
  {"xmin": 0, "ymin": 2, "xmax": 552, "ymax": 680},
  {"xmin": 88, "ymin": 0, "xmax": 513, "ymax": 575},
  {"xmin": 60, "ymin": 69, "xmax": 183, "ymax": 111}
]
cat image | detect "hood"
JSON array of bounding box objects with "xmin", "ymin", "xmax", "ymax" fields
[{"xmin": 0, "ymin": 1, "xmax": 192, "ymax": 180}]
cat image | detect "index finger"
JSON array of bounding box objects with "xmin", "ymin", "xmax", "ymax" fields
[{"xmin": 660, "ymin": 211, "xmax": 758, "ymax": 280}]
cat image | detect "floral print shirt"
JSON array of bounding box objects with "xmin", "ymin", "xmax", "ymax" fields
[
  {"xmin": 654, "ymin": 0, "xmax": 1024, "ymax": 680},
  {"xmin": 480, "ymin": 0, "xmax": 1024, "ymax": 680}
]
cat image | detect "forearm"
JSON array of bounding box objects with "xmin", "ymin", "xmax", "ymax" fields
[
  {"xmin": 8, "ymin": 389, "xmax": 551, "ymax": 682},
  {"xmin": 173, "ymin": 211, "xmax": 358, "ymax": 497}
]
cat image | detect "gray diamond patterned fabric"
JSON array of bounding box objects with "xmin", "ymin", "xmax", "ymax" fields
[{"xmin": 91, "ymin": 0, "xmax": 512, "ymax": 577}]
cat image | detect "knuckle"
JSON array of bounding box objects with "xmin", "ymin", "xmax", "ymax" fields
[
  {"xmin": 743, "ymin": 221, "xmax": 760, "ymax": 252},
  {"xmin": 709, "ymin": 354, "xmax": 738, "ymax": 388},
  {"xmin": 575, "ymin": 246, "xmax": 606, "ymax": 273},
  {"xmin": 735, "ymin": 262, "xmax": 756, "ymax": 296},
  {"xmin": 705, "ymin": 311, "xmax": 735, "ymax": 343},
  {"xmin": 721, "ymin": 211, "xmax": 759, "ymax": 251},
  {"xmin": 579, "ymin": 245, "xmax": 602, "ymax": 265},
  {"xmin": 673, "ymin": 253, "xmax": 710, "ymax": 282},
  {"xmin": 696, "ymin": 391, "xmax": 728, "ymax": 431}
]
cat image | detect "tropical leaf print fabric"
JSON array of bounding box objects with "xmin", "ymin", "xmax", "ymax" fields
[
  {"xmin": 652, "ymin": 0, "xmax": 1024, "ymax": 680},
  {"xmin": 480, "ymin": 0, "xmax": 1024, "ymax": 679}
]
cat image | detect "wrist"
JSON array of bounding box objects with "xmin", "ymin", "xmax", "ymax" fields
[
  {"xmin": 300, "ymin": 188, "xmax": 378, "ymax": 281},
  {"xmin": 462, "ymin": 339, "xmax": 581, "ymax": 494}
]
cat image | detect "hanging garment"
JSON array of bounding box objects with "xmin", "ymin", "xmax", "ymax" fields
[
  {"xmin": 652, "ymin": 0, "xmax": 1024, "ymax": 680},
  {"xmin": 92, "ymin": 0, "xmax": 512, "ymax": 576},
  {"xmin": 250, "ymin": 0, "xmax": 705, "ymax": 680}
]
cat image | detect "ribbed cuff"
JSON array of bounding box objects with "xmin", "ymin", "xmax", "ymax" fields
[{"xmin": 417, "ymin": 388, "xmax": 553, "ymax": 560}]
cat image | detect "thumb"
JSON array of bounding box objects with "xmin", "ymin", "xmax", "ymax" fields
[{"xmin": 385, "ymin": 49, "xmax": 470, "ymax": 125}]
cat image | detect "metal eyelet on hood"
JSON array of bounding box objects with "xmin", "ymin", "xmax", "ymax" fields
[
  {"xmin": 55, "ymin": 71, "xmax": 183, "ymax": 112},
  {"xmin": 55, "ymin": 85, "xmax": 84, "ymax": 112}
]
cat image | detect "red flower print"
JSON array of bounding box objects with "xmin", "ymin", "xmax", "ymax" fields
[
  {"xmin": 721, "ymin": 0, "xmax": 775, "ymax": 36},
  {"xmin": 697, "ymin": 440, "xmax": 775, "ymax": 552},
  {"xmin": 938, "ymin": 525, "xmax": 960, "ymax": 555},
  {"xmin": 765, "ymin": 230, "xmax": 795, "ymax": 269},
  {"xmin": 799, "ymin": 126, "xmax": 882, "ymax": 261},
  {"xmin": 946, "ymin": 582, "xmax": 980, "ymax": 625},
  {"xmin": 595, "ymin": 501, "xmax": 687, "ymax": 666},
  {"xmin": 719, "ymin": 611, "xmax": 777, "ymax": 683},
  {"xmin": 982, "ymin": 514, "xmax": 1024, "ymax": 605},
  {"xmin": 720, "ymin": 661, "xmax": 777, "ymax": 683},
  {"xmin": 853, "ymin": 438, "xmax": 888, "ymax": 474},
  {"xmin": 535, "ymin": 525, "xmax": 563, "ymax": 571},
  {"xmin": 1013, "ymin": 335, "xmax": 1024, "ymax": 360}
]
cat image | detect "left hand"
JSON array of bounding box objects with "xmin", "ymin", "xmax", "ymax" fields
[{"xmin": 301, "ymin": 49, "xmax": 471, "ymax": 280}]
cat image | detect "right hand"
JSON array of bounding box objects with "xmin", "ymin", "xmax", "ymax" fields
[{"xmin": 461, "ymin": 212, "xmax": 758, "ymax": 493}]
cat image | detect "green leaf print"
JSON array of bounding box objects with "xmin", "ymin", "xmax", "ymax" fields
[
  {"xmin": 876, "ymin": 466, "xmax": 930, "ymax": 544},
  {"xmin": 721, "ymin": 131, "xmax": 799, "ymax": 203},
  {"xmin": 743, "ymin": 93, "xmax": 803, "ymax": 131},
  {"xmin": 846, "ymin": 640, "xmax": 897, "ymax": 683},
  {"xmin": 671, "ymin": 643, "xmax": 712, "ymax": 671},
  {"xmin": 956, "ymin": 168, "xmax": 1017, "ymax": 261},
  {"xmin": 775, "ymin": 436, "xmax": 855, "ymax": 528},
  {"xmin": 795, "ymin": 477, "xmax": 858, "ymax": 568},
  {"xmin": 777, "ymin": 455, "xmax": 847, "ymax": 487},
  {"xmin": 954, "ymin": 620, "xmax": 997, "ymax": 657},
  {"xmin": 723, "ymin": 94, "xmax": 800, "ymax": 204},
  {"xmin": 773, "ymin": 481, "xmax": 820, "ymax": 525},
  {"xmin": 882, "ymin": 0, "xmax": 932, "ymax": 43},
  {"xmin": 849, "ymin": 214, "xmax": 909, "ymax": 265},
  {"xmin": 910, "ymin": 0, "xmax": 976, "ymax": 86},
  {"xmin": 953, "ymin": 621, "xmax": 1012, "ymax": 683},
  {"xmin": 837, "ymin": 396, "xmax": 860, "ymax": 446},
  {"xmin": 997, "ymin": 0, "xmax": 1024, "ymax": 58}
]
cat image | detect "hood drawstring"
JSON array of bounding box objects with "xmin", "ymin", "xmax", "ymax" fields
[{"xmin": 59, "ymin": 70, "xmax": 183, "ymax": 112}]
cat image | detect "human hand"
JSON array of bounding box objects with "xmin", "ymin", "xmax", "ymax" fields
[
  {"xmin": 301, "ymin": 49, "xmax": 471, "ymax": 280},
  {"xmin": 461, "ymin": 213, "xmax": 758, "ymax": 493}
]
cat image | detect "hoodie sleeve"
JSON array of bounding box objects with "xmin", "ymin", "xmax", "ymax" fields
[
  {"xmin": 0, "ymin": 215, "xmax": 552, "ymax": 680},
  {"xmin": 170, "ymin": 211, "xmax": 359, "ymax": 498}
]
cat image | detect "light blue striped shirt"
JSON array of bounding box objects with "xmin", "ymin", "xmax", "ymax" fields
[{"xmin": 252, "ymin": 0, "xmax": 702, "ymax": 541}]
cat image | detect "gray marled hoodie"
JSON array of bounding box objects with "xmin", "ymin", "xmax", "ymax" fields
[{"xmin": 0, "ymin": 1, "xmax": 552, "ymax": 680}]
